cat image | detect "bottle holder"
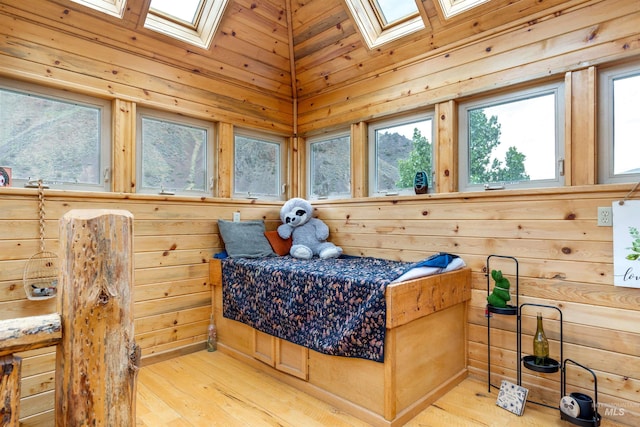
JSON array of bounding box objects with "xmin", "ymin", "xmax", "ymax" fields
[
  {"xmin": 523, "ymin": 355, "xmax": 561, "ymax": 373},
  {"xmin": 519, "ymin": 303, "xmax": 562, "ymax": 376}
]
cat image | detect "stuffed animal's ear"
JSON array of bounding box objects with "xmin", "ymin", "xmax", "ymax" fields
[
  {"xmin": 280, "ymin": 199, "xmax": 293, "ymax": 222},
  {"xmin": 294, "ymin": 198, "xmax": 313, "ymax": 216}
]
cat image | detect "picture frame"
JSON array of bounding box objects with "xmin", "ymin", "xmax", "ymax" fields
[{"xmin": 496, "ymin": 379, "xmax": 529, "ymax": 416}]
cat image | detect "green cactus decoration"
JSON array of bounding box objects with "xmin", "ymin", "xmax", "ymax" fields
[{"xmin": 487, "ymin": 269, "xmax": 511, "ymax": 308}]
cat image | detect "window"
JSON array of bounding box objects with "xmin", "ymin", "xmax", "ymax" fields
[
  {"xmin": 72, "ymin": 0, "xmax": 226, "ymax": 48},
  {"xmin": 346, "ymin": 0, "xmax": 494, "ymax": 48},
  {"xmin": 437, "ymin": 0, "xmax": 491, "ymax": 19},
  {"xmin": 233, "ymin": 130, "xmax": 286, "ymax": 200},
  {"xmin": 307, "ymin": 131, "xmax": 351, "ymax": 200},
  {"xmin": 70, "ymin": 0, "xmax": 127, "ymax": 18},
  {"xmin": 136, "ymin": 109, "xmax": 214, "ymax": 196},
  {"xmin": 0, "ymin": 79, "xmax": 111, "ymax": 191},
  {"xmin": 369, "ymin": 113, "xmax": 435, "ymax": 196},
  {"xmin": 149, "ymin": 0, "xmax": 203, "ymax": 24},
  {"xmin": 371, "ymin": 0, "xmax": 419, "ymax": 28},
  {"xmin": 344, "ymin": 0, "xmax": 426, "ymax": 49},
  {"xmin": 459, "ymin": 82, "xmax": 565, "ymax": 191},
  {"xmin": 144, "ymin": 0, "xmax": 228, "ymax": 49},
  {"xmin": 599, "ymin": 62, "xmax": 640, "ymax": 184}
]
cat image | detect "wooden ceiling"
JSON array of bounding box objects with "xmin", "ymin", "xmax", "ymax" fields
[
  {"xmin": 14, "ymin": 0, "xmax": 578, "ymax": 97},
  {"xmin": 1, "ymin": 0, "xmax": 591, "ymax": 132}
]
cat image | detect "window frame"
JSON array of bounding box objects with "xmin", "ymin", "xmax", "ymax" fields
[
  {"xmin": 344, "ymin": 0, "xmax": 426, "ymax": 49},
  {"xmin": 0, "ymin": 78, "xmax": 112, "ymax": 192},
  {"xmin": 598, "ymin": 61, "xmax": 640, "ymax": 184},
  {"xmin": 369, "ymin": 0, "xmax": 420, "ymax": 29},
  {"xmin": 368, "ymin": 111, "xmax": 436, "ymax": 197},
  {"xmin": 148, "ymin": 0, "xmax": 204, "ymax": 28},
  {"xmin": 69, "ymin": 0, "xmax": 127, "ymax": 19},
  {"xmin": 437, "ymin": 0, "xmax": 491, "ymax": 20},
  {"xmin": 136, "ymin": 107, "xmax": 215, "ymax": 197},
  {"xmin": 232, "ymin": 128, "xmax": 287, "ymax": 201},
  {"xmin": 458, "ymin": 81, "xmax": 566, "ymax": 192},
  {"xmin": 306, "ymin": 130, "xmax": 352, "ymax": 200},
  {"xmin": 144, "ymin": 0, "xmax": 228, "ymax": 49}
]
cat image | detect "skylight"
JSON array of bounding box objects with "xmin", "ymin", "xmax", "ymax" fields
[
  {"xmin": 372, "ymin": 0, "xmax": 419, "ymax": 27},
  {"xmin": 70, "ymin": 0, "xmax": 127, "ymax": 19},
  {"xmin": 144, "ymin": 0, "xmax": 229, "ymax": 49},
  {"xmin": 345, "ymin": 0, "xmax": 427, "ymax": 49},
  {"xmin": 149, "ymin": 0, "xmax": 202, "ymax": 26},
  {"xmin": 437, "ymin": 0, "xmax": 491, "ymax": 19},
  {"xmin": 347, "ymin": 0, "xmax": 492, "ymax": 49}
]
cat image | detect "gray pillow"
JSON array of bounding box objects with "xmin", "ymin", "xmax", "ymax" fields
[{"xmin": 218, "ymin": 219, "xmax": 275, "ymax": 258}]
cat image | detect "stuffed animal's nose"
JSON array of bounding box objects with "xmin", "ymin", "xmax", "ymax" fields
[{"xmin": 286, "ymin": 217, "xmax": 292, "ymax": 224}]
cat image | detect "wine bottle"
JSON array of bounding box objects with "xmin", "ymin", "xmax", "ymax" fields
[
  {"xmin": 207, "ymin": 314, "xmax": 217, "ymax": 352},
  {"xmin": 533, "ymin": 312, "xmax": 549, "ymax": 365}
]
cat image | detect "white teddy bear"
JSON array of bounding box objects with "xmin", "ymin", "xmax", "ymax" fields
[{"xmin": 277, "ymin": 198, "xmax": 343, "ymax": 260}]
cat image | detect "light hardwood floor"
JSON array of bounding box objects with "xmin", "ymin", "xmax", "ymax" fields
[{"xmin": 136, "ymin": 350, "xmax": 625, "ymax": 427}]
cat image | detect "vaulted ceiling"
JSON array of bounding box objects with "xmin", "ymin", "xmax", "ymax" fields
[
  {"xmin": 24, "ymin": 0, "xmax": 578, "ymax": 101},
  {"xmin": 2, "ymin": 0, "xmax": 592, "ymax": 133}
]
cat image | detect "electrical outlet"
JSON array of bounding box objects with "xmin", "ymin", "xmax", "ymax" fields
[
  {"xmin": 233, "ymin": 212, "xmax": 241, "ymax": 222},
  {"xmin": 597, "ymin": 207, "xmax": 612, "ymax": 227}
]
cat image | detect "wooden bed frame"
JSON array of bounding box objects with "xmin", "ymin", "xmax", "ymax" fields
[{"xmin": 209, "ymin": 259, "xmax": 471, "ymax": 427}]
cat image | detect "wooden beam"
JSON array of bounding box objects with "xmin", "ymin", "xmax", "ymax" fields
[
  {"xmin": 291, "ymin": 136, "xmax": 304, "ymax": 198},
  {"xmin": 217, "ymin": 122, "xmax": 234, "ymax": 198},
  {"xmin": 351, "ymin": 121, "xmax": 368, "ymax": 198},
  {"xmin": 285, "ymin": 0, "xmax": 298, "ymax": 136},
  {"xmin": 0, "ymin": 314, "xmax": 61, "ymax": 357},
  {"xmin": 567, "ymin": 67, "xmax": 597, "ymax": 186},
  {"xmin": 435, "ymin": 100, "xmax": 458, "ymax": 193},
  {"xmin": 56, "ymin": 209, "xmax": 139, "ymax": 427},
  {"xmin": 112, "ymin": 99, "xmax": 137, "ymax": 193}
]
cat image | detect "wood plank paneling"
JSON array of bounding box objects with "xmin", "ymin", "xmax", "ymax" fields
[
  {"xmin": 296, "ymin": 0, "xmax": 640, "ymax": 132},
  {"xmin": 293, "ymin": 0, "xmax": 588, "ymax": 98},
  {"xmin": 0, "ymin": 0, "xmax": 294, "ymax": 133},
  {"xmin": 112, "ymin": 99, "xmax": 136, "ymax": 193},
  {"xmin": 312, "ymin": 186, "xmax": 640, "ymax": 426},
  {"xmin": 435, "ymin": 100, "xmax": 458, "ymax": 193},
  {"xmin": 567, "ymin": 67, "xmax": 598, "ymax": 186},
  {"xmin": 0, "ymin": 0, "xmax": 639, "ymax": 425},
  {"xmin": 0, "ymin": 193, "xmax": 277, "ymax": 424}
]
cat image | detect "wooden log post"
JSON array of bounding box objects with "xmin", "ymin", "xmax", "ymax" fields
[
  {"xmin": 55, "ymin": 209, "xmax": 140, "ymax": 427},
  {"xmin": 0, "ymin": 355, "xmax": 21, "ymax": 427}
]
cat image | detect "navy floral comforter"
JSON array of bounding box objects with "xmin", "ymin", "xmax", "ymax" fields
[{"xmin": 221, "ymin": 256, "xmax": 411, "ymax": 362}]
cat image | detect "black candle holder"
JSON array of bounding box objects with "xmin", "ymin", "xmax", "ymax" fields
[{"xmin": 561, "ymin": 358, "xmax": 601, "ymax": 427}]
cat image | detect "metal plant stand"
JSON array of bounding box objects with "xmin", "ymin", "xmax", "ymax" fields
[{"xmin": 486, "ymin": 254, "xmax": 518, "ymax": 391}]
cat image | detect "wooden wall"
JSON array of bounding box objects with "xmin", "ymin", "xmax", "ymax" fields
[
  {"xmin": 291, "ymin": 1, "xmax": 640, "ymax": 424},
  {"xmin": 0, "ymin": 190, "xmax": 284, "ymax": 425},
  {"xmin": 1, "ymin": 0, "xmax": 639, "ymax": 425},
  {"xmin": 313, "ymin": 188, "xmax": 640, "ymax": 426}
]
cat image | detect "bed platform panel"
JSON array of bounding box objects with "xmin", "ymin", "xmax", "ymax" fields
[{"xmin": 209, "ymin": 259, "xmax": 471, "ymax": 427}]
